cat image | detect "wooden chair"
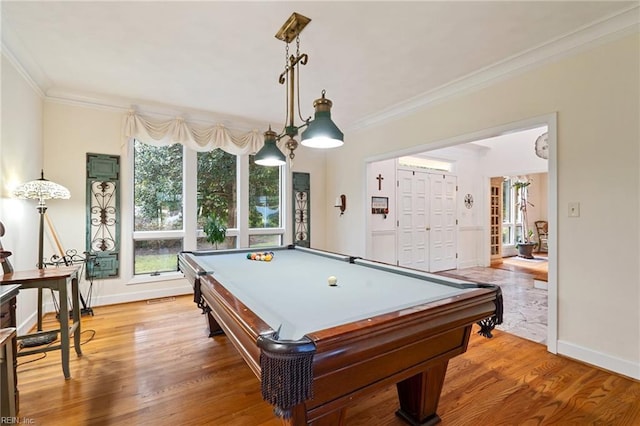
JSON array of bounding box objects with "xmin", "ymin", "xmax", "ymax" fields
[{"xmin": 535, "ymin": 220, "xmax": 548, "ymax": 253}]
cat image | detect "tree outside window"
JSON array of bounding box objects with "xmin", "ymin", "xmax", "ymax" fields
[
  {"xmin": 133, "ymin": 140, "xmax": 183, "ymax": 274},
  {"xmin": 132, "ymin": 142, "xmax": 284, "ymax": 275},
  {"xmin": 197, "ymin": 149, "xmax": 237, "ymax": 250},
  {"xmin": 248, "ymin": 155, "xmax": 282, "ymax": 247}
]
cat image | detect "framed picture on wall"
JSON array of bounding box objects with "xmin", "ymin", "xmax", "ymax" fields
[{"xmin": 371, "ymin": 196, "xmax": 389, "ymax": 215}]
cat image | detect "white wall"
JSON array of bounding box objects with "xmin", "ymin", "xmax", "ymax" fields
[
  {"xmin": 453, "ymin": 153, "xmax": 486, "ymax": 268},
  {"xmin": 476, "ymin": 127, "xmax": 549, "ymax": 177},
  {"xmin": 367, "ymin": 158, "xmax": 396, "ymax": 264},
  {"xmin": 324, "ymin": 34, "xmax": 640, "ymax": 378},
  {"xmin": 0, "ymin": 55, "xmax": 44, "ymax": 334},
  {"xmin": 525, "ymin": 172, "xmax": 548, "ymax": 225}
]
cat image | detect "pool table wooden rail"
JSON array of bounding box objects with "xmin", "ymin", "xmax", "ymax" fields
[{"xmin": 178, "ymin": 250, "xmax": 501, "ymax": 426}]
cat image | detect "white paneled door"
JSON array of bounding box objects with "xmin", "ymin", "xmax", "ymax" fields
[
  {"xmin": 429, "ymin": 174, "xmax": 458, "ymax": 272},
  {"xmin": 397, "ymin": 170, "xmax": 457, "ymax": 272},
  {"xmin": 397, "ymin": 170, "xmax": 428, "ymax": 271}
]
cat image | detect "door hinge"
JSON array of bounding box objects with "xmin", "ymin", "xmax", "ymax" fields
[
  {"xmin": 456, "ymin": 253, "xmax": 458, "ymax": 259},
  {"xmin": 397, "ymin": 220, "xmax": 399, "ymax": 227},
  {"xmin": 456, "ymin": 219, "xmax": 458, "ymax": 225}
]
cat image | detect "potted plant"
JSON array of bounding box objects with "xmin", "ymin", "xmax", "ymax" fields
[
  {"xmin": 203, "ymin": 215, "xmax": 227, "ymax": 249},
  {"xmin": 512, "ymin": 178, "xmax": 536, "ymax": 259}
]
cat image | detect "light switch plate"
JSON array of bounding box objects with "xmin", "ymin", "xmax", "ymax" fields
[{"xmin": 568, "ymin": 202, "xmax": 580, "ymax": 217}]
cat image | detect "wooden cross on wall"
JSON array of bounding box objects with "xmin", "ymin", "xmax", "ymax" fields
[{"xmin": 376, "ymin": 174, "xmax": 384, "ymax": 191}]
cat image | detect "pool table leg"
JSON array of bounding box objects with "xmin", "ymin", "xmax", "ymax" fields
[
  {"xmin": 204, "ymin": 309, "xmax": 224, "ymax": 337},
  {"xmin": 395, "ymin": 360, "xmax": 449, "ymax": 426}
]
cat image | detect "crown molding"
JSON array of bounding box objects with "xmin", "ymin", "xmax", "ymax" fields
[
  {"xmin": 44, "ymin": 88, "xmax": 271, "ymax": 133},
  {"xmin": 348, "ymin": 5, "xmax": 640, "ymax": 132},
  {"xmin": 1, "ymin": 21, "xmax": 53, "ymax": 97},
  {"xmin": 1, "ymin": 42, "xmax": 46, "ymax": 99}
]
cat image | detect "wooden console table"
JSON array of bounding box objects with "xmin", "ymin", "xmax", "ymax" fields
[
  {"xmin": 1, "ymin": 267, "xmax": 82, "ymax": 379},
  {"xmin": 1, "ymin": 284, "xmax": 20, "ymax": 416}
]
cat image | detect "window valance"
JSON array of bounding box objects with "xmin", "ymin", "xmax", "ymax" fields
[{"xmin": 122, "ymin": 110, "xmax": 267, "ymax": 155}]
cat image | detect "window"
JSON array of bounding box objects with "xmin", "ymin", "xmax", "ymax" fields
[
  {"xmin": 132, "ymin": 141, "xmax": 284, "ymax": 276},
  {"xmin": 133, "ymin": 140, "xmax": 184, "ymax": 274},
  {"xmin": 501, "ymin": 178, "xmax": 522, "ymax": 246},
  {"xmin": 196, "ymin": 150, "xmax": 237, "ymax": 250},
  {"xmin": 248, "ymin": 155, "xmax": 283, "ymax": 247}
]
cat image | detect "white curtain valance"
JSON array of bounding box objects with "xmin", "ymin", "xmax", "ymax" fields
[{"xmin": 122, "ymin": 110, "xmax": 266, "ymax": 155}]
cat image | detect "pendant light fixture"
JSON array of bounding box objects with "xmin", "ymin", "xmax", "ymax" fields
[{"xmin": 254, "ymin": 12, "xmax": 344, "ymax": 167}]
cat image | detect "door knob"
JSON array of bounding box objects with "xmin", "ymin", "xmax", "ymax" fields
[{"xmin": 426, "ymin": 227, "xmax": 431, "ymax": 231}]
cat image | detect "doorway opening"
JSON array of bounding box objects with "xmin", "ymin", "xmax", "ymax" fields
[{"xmin": 365, "ymin": 114, "xmax": 556, "ymax": 350}]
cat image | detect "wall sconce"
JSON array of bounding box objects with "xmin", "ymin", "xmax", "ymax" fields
[{"xmin": 334, "ymin": 194, "xmax": 346, "ymax": 216}]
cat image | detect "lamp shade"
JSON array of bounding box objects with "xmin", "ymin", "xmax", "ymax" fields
[
  {"xmin": 255, "ymin": 128, "xmax": 286, "ymax": 167},
  {"xmin": 301, "ymin": 92, "xmax": 344, "ymax": 149},
  {"xmin": 13, "ymin": 170, "xmax": 70, "ymax": 200}
]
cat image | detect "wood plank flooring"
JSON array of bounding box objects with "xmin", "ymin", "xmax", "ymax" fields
[
  {"xmin": 15, "ymin": 295, "xmax": 640, "ymax": 425},
  {"xmin": 491, "ymin": 254, "xmax": 548, "ymax": 281}
]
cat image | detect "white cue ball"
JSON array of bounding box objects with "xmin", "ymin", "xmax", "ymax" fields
[{"xmin": 328, "ymin": 276, "xmax": 338, "ymax": 286}]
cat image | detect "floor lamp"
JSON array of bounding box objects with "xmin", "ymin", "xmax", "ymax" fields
[{"xmin": 13, "ymin": 170, "xmax": 70, "ymax": 269}]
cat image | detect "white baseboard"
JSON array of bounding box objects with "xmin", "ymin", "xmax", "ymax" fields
[
  {"xmin": 22, "ymin": 284, "xmax": 194, "ymax": 335},
  {"xmin": 17, "ymin": 311, "xmax": 38, "ymax": 336},
  {"xmin": 457, "ymin": 260, "xmax": 479, "ymax": 269},
  {"xmin": 557, "ymin": 340, "xmax": 640, "ymax": 380},
  {"xmin": 88, "ymin": 284, "xmax": 193, "ymax": 308}
]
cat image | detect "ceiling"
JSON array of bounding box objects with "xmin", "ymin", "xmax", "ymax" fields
[{"xmin": 2, "ymin": 1, "xmax": 636, "ymax": 132}]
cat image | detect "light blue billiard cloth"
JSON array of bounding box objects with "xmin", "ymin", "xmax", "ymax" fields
[{"xmin": 187, "ymin": 248, "xmax": 473, "ymax": 340}]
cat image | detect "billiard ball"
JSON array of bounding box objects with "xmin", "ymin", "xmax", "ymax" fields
[{"xmin": 328, "ymin": 276, "xmax": 338, "ymax": 286}]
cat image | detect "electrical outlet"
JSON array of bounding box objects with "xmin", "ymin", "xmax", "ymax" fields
[{"xmin": 568, "ymin": 202, "xmax": 580, "ymax": 217}]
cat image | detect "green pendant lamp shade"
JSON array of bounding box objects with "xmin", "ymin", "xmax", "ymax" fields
[
  {"xmin": 255, "ymin": 127, "xmax": 286, "ymax": 166},
  {"xmin": 301, "ymin": 91, "xmax": 344, "ymax": 149}
]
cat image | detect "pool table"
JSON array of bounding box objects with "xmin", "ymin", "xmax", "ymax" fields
[{"xmin": 178, "ymin": 245, "xmax": 502, "ymax": 426}]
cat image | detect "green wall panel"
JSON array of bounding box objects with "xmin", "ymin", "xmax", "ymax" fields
[{"xmin": 86, "ymin": 153, "xmax": 120, "ymax": 278}]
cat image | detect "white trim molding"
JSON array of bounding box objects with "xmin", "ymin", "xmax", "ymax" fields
[{"xmin": 557, "ymin": 340, "xmax": 640, "ymax": 380}]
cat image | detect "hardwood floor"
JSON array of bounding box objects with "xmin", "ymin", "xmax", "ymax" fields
[
  {"xmin": 491, "ymin": 253, "xmax": 548, "ymax": 281},
  {"xmin": 15, "ymin": 295, "xmax": 640, "ymax": 425}
]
